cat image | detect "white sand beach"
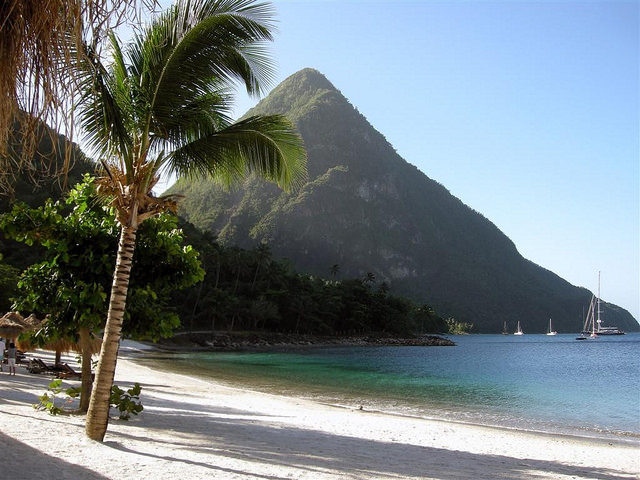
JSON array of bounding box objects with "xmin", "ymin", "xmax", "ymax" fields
[{"xmin": 0, "ymin": 342, "xmax": 638, "ymax": 480}]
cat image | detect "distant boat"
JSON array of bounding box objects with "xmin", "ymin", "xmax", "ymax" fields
[
  {"xmin": 581, "ymin": 294, "xmax": 599, "ymax": 339},
  {"xmin": 502, "ymin": 321, "xmax": 509, "ymax": 335},
  {"xmin": 582, "ymin": 288, "xmax": 600, "ymax": 339},
  {"xmin": 546, "ymin": 318, "xmax": 557, "ymax": 336},
  {"xmin": 579, "ymin": 272, "xmax": 625, "ymax": 340},
  {"xmin": 514, "ymin": 321, "xmax": 524, "ymax": 335}
]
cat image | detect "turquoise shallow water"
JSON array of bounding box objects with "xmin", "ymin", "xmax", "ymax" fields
[{"xmin": 143, "ymin": 333, "xmax": 640, "ymax": 440}]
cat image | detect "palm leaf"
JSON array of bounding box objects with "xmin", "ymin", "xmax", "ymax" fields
[
  {"xmin": 74, "ymin": 34, "xmax": 134, "ymax": 168},
  {"xmin": 167, "ymin": 114, "xmax": 307, "ymax": 192},
  {"xmin": 75, "ymin": 0, "xmax": 306, "ymax": 201},
  {"xmin": 137, "ymin": 0, "xmax": 277, "ymax": 137}
]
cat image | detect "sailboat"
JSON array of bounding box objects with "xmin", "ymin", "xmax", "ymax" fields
[
  {"xmin": 579, "ymin": 272, "xmax": 625, "ymax": 339},
  {"xmin": 546, "ymin": 318, "xmax": 557, "ymax": 336},
  {"xmin": 580, "ymin": 294, "xmax": 599, "ymax": 339},
  {"xmin": 513, "ymin": 321, "xmax": 524, "ymax": 335},
  {"xmin": 502, "ymin": 321, "xmax": 509, "ymax": 335}
]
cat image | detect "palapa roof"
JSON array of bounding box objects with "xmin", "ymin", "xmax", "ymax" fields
[
  {"xmin": 17, "ymin": 334, "xmax": 102, "ymax": 355},
  {"xmin": 0, "ymin": 312, "xmax": 46, "ymax": 340}
]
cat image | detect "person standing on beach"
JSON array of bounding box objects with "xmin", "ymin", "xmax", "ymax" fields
[
  {"xmin": 0, "ymin": 337, "xmax": 5, "ymax": 372},
  {"xmin": 7, "ymin": 342, "xmax": 16, "ymax": 375}
]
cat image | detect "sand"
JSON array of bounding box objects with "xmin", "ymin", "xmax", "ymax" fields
[{"xmin": 0, "ymin": 342, "xmax": 637, "ymax": 480}]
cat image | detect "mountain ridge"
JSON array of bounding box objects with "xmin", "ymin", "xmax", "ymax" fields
[{"xmin": 168, "ymin": 68, "xmax": 638, "ymax": 333}]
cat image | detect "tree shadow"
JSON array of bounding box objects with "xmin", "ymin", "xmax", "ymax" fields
[
  {"xmin": 103, "ymin": 382, "xmax": 636, "ymax": 480},
  {"xmin": 0, "ymin": 431, "xmax": 108, "ymax": 480},
  {"xmin": 2, "ymin": 367, "xmax": 636, "ymax": 479}
]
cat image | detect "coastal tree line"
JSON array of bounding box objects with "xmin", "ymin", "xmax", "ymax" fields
[
  {"xmin": 171, "ymin": 221, "xmax": 453, "ymax": 337},
  {"xmin": 0, "ymin": 176, "xmax": 456, "ymax": 341}
]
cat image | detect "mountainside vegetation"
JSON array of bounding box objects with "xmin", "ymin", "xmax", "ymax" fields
[
  {"xmin": 0, "ymin": 114, "xmax": 95, "ymax": 210},
  {"xmin": 1, "ymin": 117, "xmax": 457, "ymax": 338},
  {"xmin": 168, "ymin": 68, "xmax": 639, "ymax": 334}
]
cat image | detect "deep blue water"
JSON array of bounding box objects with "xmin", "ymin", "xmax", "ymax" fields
[{"xmin": 146, "ymin": 333, "xmax": 640, "ymax": 440}]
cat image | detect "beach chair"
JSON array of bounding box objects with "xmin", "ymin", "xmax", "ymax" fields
[
  {"xmin": 26, "ymin": 358, "xmax": 55, "ymax": 374},
  {"xmin": 56, "ymin": 363, "xmax": 81, "ymax": 379}
]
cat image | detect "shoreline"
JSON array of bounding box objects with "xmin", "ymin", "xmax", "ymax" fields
[
  {"xmin": 140, "ymin": 337, "xmax": 640, "ymax": 444},
  {"xmin": 139, "ymin": 352, "xmax": 640, "ymax": 446},
  {"xmin": 317, "ymin": 400, "xmax": 640, "ymax": 448},
  {"xmin": 157, "ymin": 330, "xmax": 457, "ymax": 351},
  {"xmin": 0, "ymin": 343, "xmax": 638, "ymax": 479}
]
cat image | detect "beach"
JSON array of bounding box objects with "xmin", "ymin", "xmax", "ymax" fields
[{"xmin": 0, "ymin": 343, "xmax": 637, "ymax": 480}]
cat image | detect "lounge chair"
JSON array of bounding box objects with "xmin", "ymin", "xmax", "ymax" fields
[
  {"xmin": 56, "ymin": 363, "xmax": 81, "ymax": 379},
  {"xmin": 26, "ymin": 358, "xmax": 56, "ymax": 374}
]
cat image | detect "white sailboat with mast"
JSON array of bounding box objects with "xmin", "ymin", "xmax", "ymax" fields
[
  {"xmin": 577, "ymin": 272, "xmax": 625, "ymax": 340},
  {"xmin": 514, "ymin": 321, "xmax": 524, "ymax": 335},
  {"xmin": 546, "ymin": 318, "xmax": 557, "ymax": 335}
]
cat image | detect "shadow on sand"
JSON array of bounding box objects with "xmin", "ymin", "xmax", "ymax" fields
[
  {"xmin": 1, "ymin": 364, "xmax": 635, "ymax": 480},
  {"xmin": 0, "ymin": 430, "xmax": 109, "ymax": 480},
  {"xmin": 102, "ymin": 378, "xmax": 635, "ymax": 480}
]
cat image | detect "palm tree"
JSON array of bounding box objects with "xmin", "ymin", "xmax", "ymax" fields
[
  {"xmin": 251, "ymin": 242, "xmax": 271, "ymax": 291},
  {"xmin": 76, "ymin": 0, "xmax": 307, "ymax": 441},
  {"xmin": 329, "ymin": 263, "xmax": 340, "ymax": 279}
]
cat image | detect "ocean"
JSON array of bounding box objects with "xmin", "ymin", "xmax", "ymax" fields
[{"xmin": 141, "ymin": 333, "xmax": 640, "ymax": 442}]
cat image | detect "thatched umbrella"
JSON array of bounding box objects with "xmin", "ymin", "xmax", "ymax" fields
[
  {"xmin": 16, "ymin": 315, "xmax": 101, "ymax": 367},
  {"xmin": 0, "ymin": 311, "xmax": 35, "ymax": 341},
  {"xmin": 23, "ymin": 313, "xmax": 46, "ymax": 328},
  {"xmin": 17, "ymin": 333, "xmax": 102, "ymax": 357},
  {"xmin": 0, "ymin": 313, "xmax": 23, "ymax": 339}
]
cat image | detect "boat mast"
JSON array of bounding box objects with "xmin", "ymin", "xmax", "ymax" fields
[{"xmin": 596, "ymin": 271, "xmax": 602, "ymax": 334}]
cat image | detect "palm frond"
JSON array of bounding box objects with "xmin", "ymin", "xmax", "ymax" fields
[
  {"xmin": 0, "ymin": 0, "xmax": 156, "ymax": 195},
  {"xmin": 74, "ymin": 0, "xmax": 306, "ymax": 219},
  {"xmin": 137, "ymin": 0, "xmax": 277, "ymax": 135},
  {"xmin": 167, "ymin": 114, "xmax": 307, "ymax": 192},
  {"xmin": 75, "ymin": 34, "xmax": 134, "ymax": 167}
]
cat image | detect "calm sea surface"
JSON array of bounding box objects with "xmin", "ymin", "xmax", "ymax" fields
[{"xmin": 141, "ymin": 333, "xmax": 640, "ymax": 441}]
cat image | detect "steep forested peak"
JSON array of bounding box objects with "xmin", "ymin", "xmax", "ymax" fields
[
  {"xmin": 279, "ymin": 68, "xmax": 338, "ymax": 93},
  {"xmin": 247, "ymin": 68, "xmax": 352, "ymax": 123},
  {"xmin": 167, "ymin": 68, "xmax": 638, "ymax": 333},
  {"xmin": 246, "ymin": 68, "xmax": 407, "ymax": 184}
]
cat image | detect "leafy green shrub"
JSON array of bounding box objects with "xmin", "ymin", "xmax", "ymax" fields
[
  {"xmin": 35, "ymin": 379, "xmax": 143, "ymax": 419},
  {"xmin": 109, "ymin": 383, "xmax": 144, "ymax": 420},
  {"xmin": 34, "ymin": 379, "xmax": 80, "ymax": 415},
  {"xmin": 445, "ymin": 318, "xmax": 474, "ymax": 334}
]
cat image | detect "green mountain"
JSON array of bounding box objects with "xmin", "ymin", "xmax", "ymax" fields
[
  {"xmin": 0, "ymin": 114, "xmax": 95, "ymax": 210},
  {"xmin": 167, "ymin": 68, "xmax": 638, "ymax": 334}
]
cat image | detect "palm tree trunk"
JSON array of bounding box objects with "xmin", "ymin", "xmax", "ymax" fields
[
  {"xmin": 85, "ymin": 225, "xmax": 137, "ymax": 441},
  {"xmin": 78, "ymin": 326, "xmax": 94, "ymax": 413}
]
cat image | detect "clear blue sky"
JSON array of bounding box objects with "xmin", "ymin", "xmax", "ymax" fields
[{"xmin": 160, "ymin": 0, "xmax": 640, "ymax": 321}]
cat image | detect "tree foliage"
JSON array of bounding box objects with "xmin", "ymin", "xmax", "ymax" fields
[
  {"xmin": 172, "ymin": 222, "xmax": 448, "ymax": 336},
  {"xmin": 0, "ymin": 255, "xmax": 19, "ymax": 312},
  {"xmin": 1, "ymin": 176, "xmax": 204, "ymax": 341},
  {"xmin": 0, "ymin": 176, "xmax": 204, "ymax": 410}
]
